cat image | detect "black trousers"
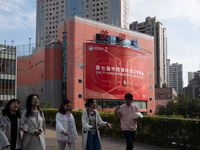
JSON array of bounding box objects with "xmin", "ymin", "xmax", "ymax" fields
[{"xmin": 122, "ymin": 130, "xmax": 136, "ymax": 150}]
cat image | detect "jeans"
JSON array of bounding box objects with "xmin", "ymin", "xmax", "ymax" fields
[
  {"xmin": 122, "ymin": 130, "xmax": 136, "ymax": 150},
  {"xmin": 86, "ymin": 131, "xmax": 101, "ymax": 150}
]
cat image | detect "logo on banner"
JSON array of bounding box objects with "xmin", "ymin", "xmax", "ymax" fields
[{"xmin": 89, "ymin": 46, "xmax": 93, "ymax": 51}]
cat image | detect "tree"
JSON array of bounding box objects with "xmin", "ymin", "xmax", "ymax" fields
[{"xmin": 156, "ymin": 94, "xmax": 200, "ymax": 118}]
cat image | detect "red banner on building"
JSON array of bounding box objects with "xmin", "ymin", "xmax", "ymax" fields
[{"xmin": 84, "ymin": 43, "xmax": 148, "ymax": 100}]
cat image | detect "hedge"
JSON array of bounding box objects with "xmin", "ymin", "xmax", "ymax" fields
[{"xmin": 43, "ymin": 109, "xmax": 200, "ymax": 149}]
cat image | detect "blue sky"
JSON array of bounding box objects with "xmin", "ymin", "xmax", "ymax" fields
[{"xmin": 0, "ymin": 0, "xmax": 200, "ymax": 87}]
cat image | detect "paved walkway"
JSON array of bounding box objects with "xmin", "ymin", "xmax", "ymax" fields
[{"xmin": 46, "ymin": 127, "xmax": 176, "ymax": 150}]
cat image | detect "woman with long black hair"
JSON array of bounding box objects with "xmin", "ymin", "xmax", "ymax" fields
[
  {"xmin": 81, "ymin": 98, "xmax": 112, "ymax": 150},
  {"xmin": 56, "ymin": 99, "xmax": 77, "ymax": 150},
  {"xmin": 0, "ymin": 99, "xmax": 22, "ymax": 150},
  {"xmin": 20, "ymin": 94, "xmax": 46, "ymax": 150}
]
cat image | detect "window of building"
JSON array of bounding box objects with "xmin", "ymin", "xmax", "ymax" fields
[
  {"xmin": 150, "ymin": 110, "xmax": 152, "ymax": 113},
  {"xmin": 78, "ymin": 94, "xmax": 82, "ymax": 98},
  {"xmin": 149, "ymin": 97, "xmax": 152, "ymax": 101},
  {"xmin": 78, "ymin": 64, "xmax": 82, "ymax": 68},
  {"xmin": 78, "ymin": 79, "xmax": 82, "ymax": 83}
]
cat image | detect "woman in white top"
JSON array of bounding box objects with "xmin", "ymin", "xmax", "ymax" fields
[
  {"xmin": 56, "ymin": 99, "xmax": 77, "ymax": 150},
  {"xmin": 81, "ymin": 98, "xmax": 112, "ymax": 150}
]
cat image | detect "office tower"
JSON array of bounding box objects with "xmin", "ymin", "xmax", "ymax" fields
[
  {"xmin": 168, "ymin": 63, "xmax": 183, "ymax": 94},
  {"xmin": 167, "ymin": 59, "xmax": 170, "ymax": 87},
  {"xmin": 184, "ymin": 70, "xmax": 200, "ymax": 99},
  {"xmin": 36, "ymin": 0, "xmax": 129, "ymax": 47},
  {"xmin": 0, "ymin": 44, "xmax": 17, "ymax": 108},
  {"xmin": 130, "ymin": 16, "xmax": 167, "ymax": 88},
  {"xmin": 188, "ymin": 70, "xmax": 200, "ymax": 85}
]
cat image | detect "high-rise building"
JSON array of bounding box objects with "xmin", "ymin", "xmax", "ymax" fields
[
  {"xmin": 36, "ymin": 0, "xmax": 129, "ymax": 47},
  {"xmin": 130, "ymin": 16, "xmax": 167, "ymax": 88},
  {"xmin": 0, "ymin": 44, "xmax": 17, "ymax": 109},
  {"xmin": 168, "ymin": 63, "xmax": 183, "ymax": 94},
  {"xmin": 188, "ymin": 70, "xmax": 200, "ymax": 85},
  {"xmin": 18, "ymin": 15, "xmax": 156, "ymax": 114},
  {"xmin": 184, "ymin": 70, "xmax": 200, "ymax": 99}
]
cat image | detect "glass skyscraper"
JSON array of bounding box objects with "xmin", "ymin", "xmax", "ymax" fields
[{"xmin": 36, "ymin": 0, "xmax": 129, "ymax": 47}]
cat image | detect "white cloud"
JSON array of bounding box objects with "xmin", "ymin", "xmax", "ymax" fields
[
  {"xmin": 0, "ymin": 0, "xmax": 36, "ymax": 30},
  {"xmin": 130, "ymin": 0, "xmax": 200, "ymax": 28}
]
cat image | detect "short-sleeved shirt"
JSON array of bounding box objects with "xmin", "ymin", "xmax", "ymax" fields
[{"xmin": 117, "ymin": 103, "xmax": 140, "ymax": 131}]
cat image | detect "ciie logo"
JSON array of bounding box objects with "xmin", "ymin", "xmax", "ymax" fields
[
  {"xmin": 93, "ymin": 47, "xmax": 108, "ymax": 51},
  {"xmin": 89, "ymin": 46, "xmax": 93, "ymax": 51}
]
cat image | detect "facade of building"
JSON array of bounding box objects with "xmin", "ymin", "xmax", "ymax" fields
[
  {"xmin": 188, "ymin": 70, "xmax": 200, "ymax": 85},
  {"xmin": 167, "ymin": 59, "xmax": 170, "ymax": 87},
  {"xmin": 36, "ymin": 0, "xmax": 129, "ymax": 48},
  {"xmin": 17, "ymin": 43, "xmax": 62, "ymax": 108},
  {"xmin": 155, "ymin": 87, "xmax": 177, "ymax": 108},
  {"xmin": 0, "ymin": 44, "xmax": 17, "ymax": 109},
  {"xmin": 168, "ymin": 62, "xmax": 183, "ymax": 94},
  {"xmin": 18, "ymin": 16, "xmax": 155, "ymax": 114},
  {"xmin": 130, "ymin": 16, "xmax": 167, "ymax": 88},
  {"xmin": 184, "ymin": 71, "xmax": 200, "ymax": 99}
]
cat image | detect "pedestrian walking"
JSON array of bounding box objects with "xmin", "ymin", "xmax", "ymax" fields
[
  {"xmin": 114, "ymin": 93, "xmax": 143, "ymax": 150},
  {"xmin": 21, "ymin": 94, "xmax": 46, "ymax": 150},
  {"xmin": 81, "ymin": 98, "xmax": 112, "ymax": 150},
  {"xmin": 0, "ymin": 99, "xmax": 22, "ymax": 150},
  {"xmin": 56, "ymin": 99, "xmax": 77, "ymax": 150}
]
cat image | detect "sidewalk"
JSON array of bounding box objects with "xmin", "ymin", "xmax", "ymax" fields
[{"xmin": 46, "ymin": 127, "xmax": 176, "ymax": 150}]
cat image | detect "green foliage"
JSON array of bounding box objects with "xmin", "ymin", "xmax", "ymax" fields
[
  {"xmin": 156, "ymin": 94, "xmax": 200, "ymax": 119},
  {"xmin": 39, "ymin": 100, "xmax": 52, "ymax": 109},
  {"xmin": 43, "ymin": 109, "xmax": 200, "ymax": 149}
]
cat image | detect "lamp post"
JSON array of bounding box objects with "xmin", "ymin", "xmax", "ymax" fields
[{"xmin": 29, "ymin": 38, "xmax": 32, "ymax": 55}]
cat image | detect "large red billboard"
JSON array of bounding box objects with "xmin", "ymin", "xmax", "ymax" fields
[{"xmin": 84, "ymin": 43, "xmax": 148, "ymax": 100}]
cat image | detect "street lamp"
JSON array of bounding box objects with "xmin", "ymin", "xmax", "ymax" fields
[{"xmin": 29, "ymin": 38, "xmax": 32, "ymax": 54}]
